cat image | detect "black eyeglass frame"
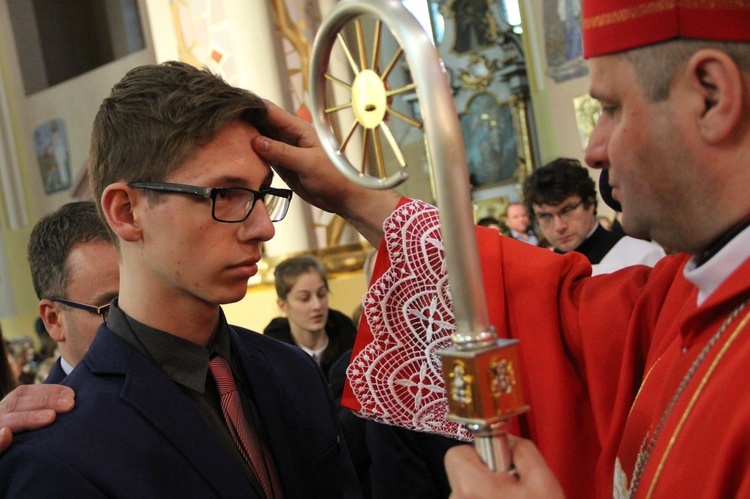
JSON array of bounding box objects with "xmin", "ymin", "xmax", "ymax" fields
[
  {"xmin": 533, "ymin": 200, "xmax": 585, "ymax": 226},
  {"xmin": 127, "ymin": 182, "xmax": 293, "ymax": 223},
  {"xmin": 51, "ymin": 297, "xmax": 111, "ymax": 323}
]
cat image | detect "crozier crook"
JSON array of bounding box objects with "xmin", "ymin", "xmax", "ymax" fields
[{"xmin": 309, "ymin": 0, "xmax": 528, "ymax": 472}]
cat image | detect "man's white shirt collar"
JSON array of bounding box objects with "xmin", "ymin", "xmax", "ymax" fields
[
  {"xmin": 61, "ymin": 356, "xmax": 74, "ymax": 375},
  {"xmin": 684, "ymin": 224, "xmax": 750, "ymax": 306}
]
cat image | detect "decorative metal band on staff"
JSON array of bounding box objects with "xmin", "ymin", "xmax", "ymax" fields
[{"xmin": 309, "ymin": 0, "xmax": 528, "ymax": 472}]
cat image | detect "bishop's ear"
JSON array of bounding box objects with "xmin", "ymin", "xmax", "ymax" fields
[
  {"xmin": 689, "ymin": 49, "xmax": 744, "ymax": 143},
  {"xmin": 100, "ymin": 183, "xmax": 142, "ymax": 242}
]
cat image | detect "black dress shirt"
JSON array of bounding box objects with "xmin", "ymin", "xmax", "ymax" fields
[{"xmin": 106, "ymin": 300, "xmax": 269, "ymax": 491}]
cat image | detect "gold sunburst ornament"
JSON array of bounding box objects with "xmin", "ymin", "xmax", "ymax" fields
[{"xmin": 322, "ymin": 19, "xmax": 422, "ymax": 179}]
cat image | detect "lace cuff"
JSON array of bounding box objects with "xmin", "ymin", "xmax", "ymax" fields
[{"xmin": 346, "ymin": 199, "xmax": 471, "ymax": 441}]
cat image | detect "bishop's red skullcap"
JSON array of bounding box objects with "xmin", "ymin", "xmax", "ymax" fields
[{"xmin": 582, "ymin": 0, "xmax": 750, "ymax": 58}]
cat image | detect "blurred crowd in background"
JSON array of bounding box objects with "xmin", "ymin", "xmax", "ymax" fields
[{"xmin": 2, "ymin": 318, "xmax": 58, "ymax": 396}]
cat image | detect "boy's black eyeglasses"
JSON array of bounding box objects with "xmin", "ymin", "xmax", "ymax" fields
[
  {"xmin": 128, "ymin": 182, "xmax": 293, "ymax": 223},
  {"xmin": 51, "ymin": 298, "xmax": 110, "ymax": 323}
]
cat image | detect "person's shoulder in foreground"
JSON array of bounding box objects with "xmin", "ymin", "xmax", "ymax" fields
[{"xmin": 0, "ymin": 320, "xmax": 359, "ymax": 498}]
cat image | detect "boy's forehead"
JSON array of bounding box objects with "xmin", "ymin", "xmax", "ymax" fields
[
  {"xmin": 581, "ymin": 0, "xmax": 750, "ymax": 58},
  {"xmin": 176, "ymin": 121, "xmax": 273, "ymax": 182}
]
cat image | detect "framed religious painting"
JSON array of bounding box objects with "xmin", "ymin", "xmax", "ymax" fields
[
  {"xmin": 544, "ymin": 0, "xmax": 588, "ymax": 82},
  {"xmin": 33, "ymin": 119, "xmax": 72, "ymax": 195},
  {"xmin": 573, "ymin": 93, "xmax": 602, "ymax": 150},
  {"xmin": 460, "ymin": 92, "xmax": 520, "ymax": 189},
  {"xmin": 472, "ymin": 195, "xmax": 509, "ymax": 223}
]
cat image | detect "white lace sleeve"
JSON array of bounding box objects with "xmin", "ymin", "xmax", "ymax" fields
[{"xmin": 347, "ymin": 199, "xmax": 471, "ymax": 441}]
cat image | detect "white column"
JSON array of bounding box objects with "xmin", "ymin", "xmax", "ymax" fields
[
  {"xmin": 143, "ymin": 0, "xmax": 315, "ymax": 257},
  {"xmin": 227, "ymin": 0, "xmax": 314, "ymax": 257}
]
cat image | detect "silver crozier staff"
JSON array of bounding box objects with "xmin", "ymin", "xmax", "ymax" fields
[{"xmin": 309, "ymin": 0, "xmax": 528, "ymax": 472}]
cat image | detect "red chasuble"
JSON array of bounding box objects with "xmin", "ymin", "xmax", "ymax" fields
[{"xmin": 342, "ymin": 198, "xmax": 750, "ymax": 498}]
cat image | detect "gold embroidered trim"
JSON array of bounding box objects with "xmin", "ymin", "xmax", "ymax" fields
[
  {"xmin": 583, "ymin": 0, "xmax": 750, "ymax": 30},
  {"xmin": 628, "ymin": 298, "xmax": 750, "ymax": 497},
  {"xmin": 646, "ymin": 306, "xmax": 750, "ymax": 498},
  {"xmin": 628, "ymin": 355, "xmax": 664, "ymax": 420}
]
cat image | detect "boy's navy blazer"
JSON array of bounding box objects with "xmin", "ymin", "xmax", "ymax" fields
[{"xmin": 0, "ymin": 323, "xmax": 361, "ymax": 498}]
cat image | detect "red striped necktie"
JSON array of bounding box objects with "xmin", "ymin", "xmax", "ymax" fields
[{"xmin": 209, "ymin": 355, "xmax": 282, "ymax": 498}]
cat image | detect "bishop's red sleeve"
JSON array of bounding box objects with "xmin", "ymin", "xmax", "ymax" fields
[{"xmin": 341, "ymin": 198, "xmax": 675, "ymax": 497}]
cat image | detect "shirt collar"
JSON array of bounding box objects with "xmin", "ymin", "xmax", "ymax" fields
[
  {"xmin": 298, "ymin": 336, "xmax": 329, "ymax": 363},
  {"xmin": 684, "ymin": 224, "xmax": 750, "ymax": 306},
  {"xmin": 60, "ymin": 356, "xmax": 74, "ymax": 375},
  {"xmin": 586, "ymin": 220, "xmax": 599, "ymax": 239},
  {"xmin": 107, "ymin": 299, "xmax": 231, "ymax": 393}
]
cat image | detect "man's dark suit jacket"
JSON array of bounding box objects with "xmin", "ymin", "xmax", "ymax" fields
[
  {"xmin": 45, "ymin": 357, "xmax": 66, "ymax": 384},
  {"xmin": 0, "ymin": 324, "xmax": 361, "ymax": 498}
]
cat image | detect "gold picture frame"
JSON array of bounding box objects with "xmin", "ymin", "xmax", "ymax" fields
[{"xmin": 472, "ymin": 195, "xmax": 509, "ymax": 224}]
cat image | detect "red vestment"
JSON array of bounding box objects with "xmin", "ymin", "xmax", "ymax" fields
[{"xmin": 343, "ymin": 198, "xmax": 750, "ymax": 497}]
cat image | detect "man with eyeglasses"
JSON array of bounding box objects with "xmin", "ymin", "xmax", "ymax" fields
[
  {"xmin": 0, "ymin": 61, "xmax": 359, "ymax": 498},
  {"xmin": 524, "ymin": 157, "xmax": 665, "ymax": 275},
  {"xmin": 29, "ymin": 201, "xmax": 118, "ymax": 381},
  {"xmin": 0, "ymin": 202, "xmax": 115, "ymax": 455}
]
